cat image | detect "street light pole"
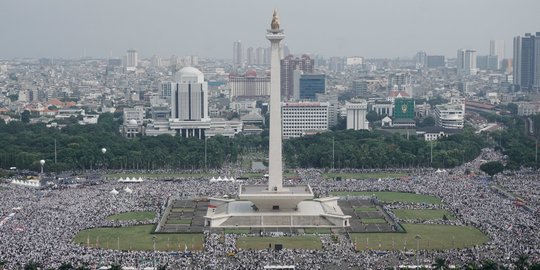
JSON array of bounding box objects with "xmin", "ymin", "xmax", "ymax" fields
[
  {"xmin": 152, "ymin": 236, "xmax": 157, "ymax": 269},
  {"xmin": 415, "ymin": 234, "xmax": 421, "ymax": 267}
]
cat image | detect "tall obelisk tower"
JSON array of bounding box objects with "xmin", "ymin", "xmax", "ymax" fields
[{"xmin": 266, "ymin": 10, "xmax": 285, "ymax": 192}]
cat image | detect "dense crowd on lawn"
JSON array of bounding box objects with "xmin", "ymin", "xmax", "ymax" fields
[{"xmin": 1, "ymin": 148, "xmax": 539, "ymax": 269}]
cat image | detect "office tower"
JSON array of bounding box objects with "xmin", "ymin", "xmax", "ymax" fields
[
  {"xmin": 298, "ymin": 73, "xmax": 326, "ymax": 100},
  {"xmin": 490, "ymin": 40, "xmax": 505, "ymax": 69},
  {"xmin": 426, "ymin": 55, "xmax": 445, "ymax": 68},
  {"xmin": 280, "ymin": 54, "xmax": 314, "ymax": 100},
  {"xmin": 171, "ymin": 67, "xmax": 208, "ymax": 121},
  {"xmin": 352, "ymin": 80, "xmax": 368, "ymax": 97},
  {"xmin": 346, "ymin": 99, "xmax": 369, "ymax": 131},
  {"xmin": 229, "ymin": 69, "xmax": 270, "ymax": 98},
  {"xmin": 415, "ymin": 51, "xmax": 427, "ymax": 68},
  {"xmin": 513, "ymin": 33, "xmax": 540, "ymax": 91},
  {"xmin": 477, "ymin": 55, "xmax": 499, "ymax": 70},
  {"xmin": 316, "ymin": 93, "xmax": 338, "ymax": 128},
  {"xmin": 256, "ymin": 47, "xmax": 266, "ymax": 65},
  {"xmin": 125, "ymin": 49, "xmax": 138, "ymax": 71},
  {"xmin": 388, "ymin": 73, "xmax": 411, "ymax": 91},
  {"xmin": 282, "ymin": 44, "xmax": 290, "ymax": 58},
  {"xmin": 457, "ymin": 49, "xmax": 478, "ymax": 76},
  {"xmin": 246, "ymin": 47, "xmax": 255, "ymax": 65},
  {"xmin": 233, "ymin": 40, "xmax": 243, "ymax": 68},
  {"xmin": 282, "ymin": 102, "xmax": 329, "ymax": 138}
]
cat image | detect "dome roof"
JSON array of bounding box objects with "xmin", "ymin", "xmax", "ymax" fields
[
  {"xmin": 128, "ymin": 119, "xmax": 137, "ymax": 125},
  {"xmin": 178, "ymin": 67, "xmax": 203, "ymax": 77},
  {"xmin": 245, "ymin": 69, "xmax": 257, "ymax": 77}
]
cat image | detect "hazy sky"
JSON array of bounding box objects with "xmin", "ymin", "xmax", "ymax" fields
[{"xmin": 1, "ymin": 0, "xmax": 539, "ymax": 59}]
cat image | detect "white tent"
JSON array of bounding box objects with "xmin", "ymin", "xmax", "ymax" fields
[
  {"xmin": 124, "ymin": 187, "xmax": 133, "ymax": 193},
  {"xmin": 118, "ymin": 177, "xmax": 124, "ymax": 182},
  {"xmin": 125, "ymin": 177, "xmax": 131, "ymax": 182},
  {"xmin": 217, "ymin": 176, "xmax": 222, "ymax": 181},
  {"xmin": 222, "ymin": 176, "xmax": 229, "ymax": 181},
  {"xmin": 230, "ymin": 177, "xmax": 235, "ymax": 182},
  {"xmin": 210, "ymin": 177, "xmax": 216, "ymax": 182},
  {"xmin": 138, "ymin": 177, "xmax": 143, "ymax": 182},
  {"xmin": 110, "ymin": 189, "xmax": 119, "ymax": 195}
]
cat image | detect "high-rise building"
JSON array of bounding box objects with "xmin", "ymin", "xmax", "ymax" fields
[
  {"xmin": 477, "ymin": 55, "xmax": 499, "ymax": 70},
  {"xmin": 171, "ymin": 67, "xmax": 209, "ymax": 121},
  {"xmin": 346, "ymin": 100, "xmax": 369, "ymax": 131},
  {"xmin": 246, "ymin": 47, "xmax": 255, "ymax": 65},
  {"xmin": 282, "ymin": 102, "xmax": 329, "ymax": 138},
  {"xmin": 280, "ymin": 54, "xmax": 314, "ymax": 100},
  {"xmin": 352, "ymin": 80, "xmax": 368, "ymax": 97},
  {"xmin": 256, "ymin": 47, "xmax": 266, "ymax": 66},
  {"xmin": 490, "ymin": 40, "xmax": 505, "ymax": 68},
  {"xmin": 434, "ymin": 103, "xmax": 465, "ymax": 129},
  {"xmin": 125, "ymin": 49, "xmax": 138, "ymax": 71},
  {"xmin": 298, "ymin": 73, "xmax": 326, "ymax": 100},
  {"xmin": 233, "ymin": 40, "xmax": 243, "ymax": 68},
  {"xmin": 415, "ymin": 51, "xmax": 427, "ymax": 68},
  {"xmin": 229, "ymin": 69, "xmax": 271, "ymax": 98},
  {"xmin": 457, "ymin": 49, "xmax": 478, "ymax": 76},
  {"xmin": 513, "ymin": 33, "xmax": 540, "ymax": 91},
  {"xmin": 426, "ymin": 55, "xmax": 445, "ymax": 68}
]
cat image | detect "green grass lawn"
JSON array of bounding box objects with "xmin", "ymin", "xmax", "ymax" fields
[
  {"xmin": 331, "ymin": 191, "xmax": 441, "ymax": 204},
  {"xmin": 237, "ymin": 235, "xmax": 322, "ymax": 250},
  {"xmin": 106, "ymin": 211, "xmax": 155, "ymax": 221},
  {"xmin": 351, "ymin": 224, "xmax": 488, "ymax": 251},
  {"xmin": 323, "ymin": 172, "xmax": 408, "ymax": 180},
  {"xmin": 107, "ymin": 172, "xmax": 213, "ymax": 179},
  {"xmin": 303, "ymin": 228, "xmax": 332, "ymax": 234},
  {"xmin": 224, "ymin": 229, "xmax": 252, "ymax": 234},
  {"xmin": 362, "ymin": 218, "xmax": 388, "ymax": 224},
  {"xmin": 73, "ymin": 225, "xmax": 203, "ymax": 251},
  {"xmin": 354, "ymin": 207, "xmax": 378, "ymax": 212},
  {"xmin": 393, "ymin": 209, "xmax": 456, "ymax": 220},
  {"xmin": 166, "ymin": 219, "xmax": 192, "ymax": 225}
]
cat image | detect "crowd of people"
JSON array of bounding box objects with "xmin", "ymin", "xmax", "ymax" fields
[{"xmin": 0, "ymin": 148, "xmax": 539, "ymax": 269}]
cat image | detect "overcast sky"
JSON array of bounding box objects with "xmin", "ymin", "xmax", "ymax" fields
[{"xmin": 1, "ymin": 0, "xmax": 539, "ymax": 60}]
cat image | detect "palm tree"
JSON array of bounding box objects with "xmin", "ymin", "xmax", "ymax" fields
[
  {"xmin": 109, "ymin": 263, "xmax": 122, "ymax": 270},
  {"xmin": 530, "ymin": 262, "xmax": 540, "ymax": 270},
  {"xmin": 479, "ymin": 260, "xmax": 498, "ymax": 270},
  {"xmin": 24, "ymin": 260, "xmax": 42, "ymax": 270},
  {"xmin": 515, "ymin": 254, "xmax": 530, "ymax": 270},
  {"xmin": 463, "ymin": 262, "xmax": 478, "ymax": 270},
  {"xmin": 432, "ymin": 258, "xmax": 449, "ymax": 270},
  {"xmin": 58, "ymin": 262, "xmax": 75, "ymax": 270},
  {"xmin": 0, "ymin": 259, "xmax": 6, "ymax": 270}
]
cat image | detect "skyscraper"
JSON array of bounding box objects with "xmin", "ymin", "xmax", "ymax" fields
[
  {"xmin": 171, "ymin": 67, "xmax": 209, "ymax": 121},
  {"xmin": 256, "ymin": 47, "xmax": 266, "ymax": 66},
  {"xmin": 125, "ymin": 49, "xmax": 138, "ymax": 71},
  {"xmin": 298, "ymin": 73, "xmax": 326, "ymax": 100},
  {"xmin": 490, "ymin": 40, "xmax": 504, "ymax": 69},
  {"xmin": 233, "ymin": 40, "xmax": 243, "ymax": 68},
  {"xmin": 457, "ymin": 49, "xmax": 478, "ymax": 76},
  {"xmin": 246, "ymin": 47, "xmax": 255, "ymax": 65},
  {"xmin": 513, "ymin": 33, "xmax": 540, "ymax": 91},
  {"xmin": 280, "ymin": 54, "xmax": 314, "ymax": 100}
]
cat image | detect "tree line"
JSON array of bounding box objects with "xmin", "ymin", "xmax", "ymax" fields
[{"xmin": 1, "ymin": 112, "xmax": 539, "ymax": 173}]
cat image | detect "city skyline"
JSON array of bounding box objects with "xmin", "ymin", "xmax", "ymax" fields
[{"xmin": 1, "ymin": 0, "xmax": 539, "ymax": 59}]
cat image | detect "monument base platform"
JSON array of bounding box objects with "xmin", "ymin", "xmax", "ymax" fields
[{"xmin": 204, "ymin": 197, "xmax": 351, "ymax": 228}]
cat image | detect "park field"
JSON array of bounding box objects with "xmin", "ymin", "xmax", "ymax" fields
[
  {"xmin": 73, "ymin": 225, "xmax": 203, "ymax": 251},
  {"xmin": 393, "ymin": 209, "xmax": 456, "ymax": 220},
  {"xmin": 331, "ymin": 191, "xmax": 441, "ymax": 204},
  {"xmin": 237, "ymin": 235, "xmax": 322, "ymax": 250},
  {"xmin": 351, "ymin": 224, "xmax": 488, "ymax": 251},
  {"xmin": 323, "ymin": 172, "xmax": 408, "ymax": 180},
  {"xmin": 106, "ymin": 211, "xmax": 155, "ymax": 221}
]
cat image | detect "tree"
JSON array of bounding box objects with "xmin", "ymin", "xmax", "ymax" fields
[
  {"xmin": 366, "ymin": 110, "xmax": 379, "ymax": 124},
  {"xmin": 420, "ymin": 116, "xmax": 435, "ymax": 127},
  {"xmin": 515, "ymin": 254, "xmax": 530, "ymax": 270},
  {"xmin": 432, "ymin": 258, "xmax": 449, "ymax": 270},
  {"xmin": 0, "ymin": 259, "xmax": 6, "ymax": 270},
  {"xmin": 507, "ymin": 103, "xmax": 518, "ymax": 115},
  {"xmin": 480, "ymin": 161, "xmax": 504, "ymax": 180},
  {"xmin": 24, "ymin": 261, "xmax": 41, "ymax": 270},
  {"xmin": 109, "ymin": 264, "xmax": 122, "ymax": 270},
  {"xmin": 21, "ymin": 110, "xmax": 31, "ymax": 123},
  {"xmin": 58, "ymin": 263, "xmax": 75, "ymax": 270}
]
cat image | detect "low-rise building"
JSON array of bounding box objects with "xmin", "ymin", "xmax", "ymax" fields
[
  {"xmin": 282, "ymin": 102, "xmax": 329, "ymax": 138},
  {"xmin": 434, "ymin": 103, "xmax": 465, "ymax": 129}
]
